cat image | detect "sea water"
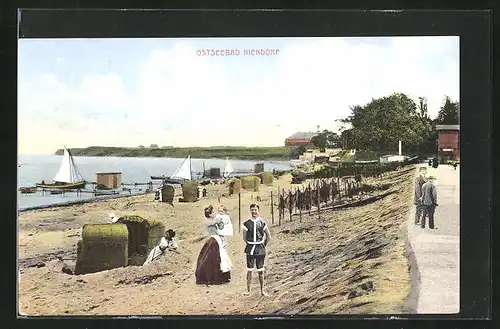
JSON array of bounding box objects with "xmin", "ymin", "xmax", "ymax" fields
[{"xmin": 17, "ymin": 154, "xmax": 291, "ymax": 211}]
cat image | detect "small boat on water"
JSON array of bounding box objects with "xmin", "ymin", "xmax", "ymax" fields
[
  {"xmin": 19, "ymin": 186, "xmax": 37, "ymax": 194},
  {"xmin": 36, "ymin": 146, "xmax": 86, "ymax": 190},
  {"xmin": 150, "ymin": 155, "xmax": 193, "ymax": 184},
  {"xmin": 150, "ymin": 176, "xmax": 184, "ymax": 185}
]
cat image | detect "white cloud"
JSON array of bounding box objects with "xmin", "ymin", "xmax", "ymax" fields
[{"xmin": 17, "ymin": 37, "xmax": 459, "ymax": 154}]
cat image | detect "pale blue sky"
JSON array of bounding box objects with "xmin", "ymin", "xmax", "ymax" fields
[{"xmin": 18, "ymin": 37, "xmax": 459, "ymax": 154}]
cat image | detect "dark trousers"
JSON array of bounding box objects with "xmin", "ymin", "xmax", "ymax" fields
[
  {"xmin": 421, "ymin": 205, "xmax": 436, "ymax": 229},
  {"xmin": 415, "ymin": 204, "xmax": 425, "ymax": 224}
]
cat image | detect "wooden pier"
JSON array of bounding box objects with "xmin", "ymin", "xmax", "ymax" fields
[{"xmin": 28, "ymin": 181, "xmax": 156, "ymax": 198}]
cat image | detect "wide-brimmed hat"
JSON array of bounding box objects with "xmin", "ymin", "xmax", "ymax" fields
[{"xmin": 427, "ymin": 175, "xmax": 436, "ymax": 180}]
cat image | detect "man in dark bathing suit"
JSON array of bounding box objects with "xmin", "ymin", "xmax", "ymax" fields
[{"xmin": 242, "ymin": 203, "xmax": 271, "ymax": 297}]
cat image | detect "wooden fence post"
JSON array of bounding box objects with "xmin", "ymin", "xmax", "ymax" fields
[
  {"xmin": 339, "ymin": 178, "xmax": 342, "ymax": 201},
  {"xmin": 271, "ymin": 191, "xmax": 274, "ymax": 225},
  {"xmin": 288, "ymin": 190, "xmax": 293, "ymax": 222},
  {"xmin": 298, "ymin": 187, "xmax": 302, "ymax": 223},
  {"xmin": 330, "ymin": 179, "xmax": 334, "ymax": 205},
  {"xmin": 279, "ymin": 192, "xmax": 282, "ymax": 226},
  {"xmin": 308, "ymin": 183, "xmax": 312, "ymax": 215},
  {"xmin": 281, "ymin": 188, "xmax": 285, "ymax": 225},
  {"xmin": 317, "ymin": 181, "xmax": 321, "ymax": 220},
  {"xmin": 278, "ymin": 190, "xmax": 281, "ymax": 223},
  {"xmin": 238, "ymin": 192, "xmax": 241, "ymax": 233}
]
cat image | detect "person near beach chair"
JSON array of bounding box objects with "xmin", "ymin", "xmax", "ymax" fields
[
  {"xmin": 195, "ymin": 205, "xmax": 234, "ymax": 285},
  {"xmin": 242, "ymin": 203, "xmax": 271, "ymax": 297},
  {"xmin": 143, "ymin": 229, "xmax": 178, "ymax": 265},
  {"xmin": 413, "ymin": 166, "xmax": 427, "ymax": 225}
]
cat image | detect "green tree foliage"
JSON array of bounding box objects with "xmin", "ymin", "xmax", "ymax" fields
[
  {"xmin": 289, "ymin": 145, "xmax": 306, "ymax": 159},
  {"xmin": 340, "ymin": 93, "xmax": 430, "ymax": 152},
  {"xmin": 311, "ymin": 130, "xmax": 340, "ymax": 151},
  {"xmin": 340, "ymin": 128, "xmax": 356, "ymax": 149},
  {"xmin": 342, "ymin": 93, "xmax": 429, "ymax": 150},
  {"xmin": 436, "ymin": 96, "xmax": 460, "ymax": 124},
  {"xmin": 416, "ymin": 97, "xmax": 437, "ymax": 155},
  {"xmin": 339, "ymin": 94, "xmax": 458, "ymax": 156},
  {"xmin": 150, "ymin": 144, "xmax": 159, "ymax": 148}
]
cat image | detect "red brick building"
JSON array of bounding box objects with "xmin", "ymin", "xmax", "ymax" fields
[
  {"xmin": 284, "ymin": 132, "xmax": 317, "ymax": 147},
  {"xmin": 436, "ymin": 124, "xmax": 460, "ymax": 160}
]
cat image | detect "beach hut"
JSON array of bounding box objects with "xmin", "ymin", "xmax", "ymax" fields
[
  {"xmin": 75, "ymin": 223, "xmax": 129, "ymax": 275},
  {"xmin": 96, "ymin": 172, "xmax": 122, "ymax": 189},
  {"xmin": 116, "ymin": 215, "xmax": 166, "ymax": 266},
  {"xmin": 209, "ymin": 168, "xmax": 221, "ymax": 178},
  {"xmin": 254, "ymin": 163, "xmax": 265, "ymax": 174}
]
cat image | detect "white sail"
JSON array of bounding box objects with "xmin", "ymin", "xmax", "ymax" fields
[
  {"xmin": 171, "ymin": 155, "xmax": 192, "ymax": 180},
  {"xmin": 53, "ymin": 147, "xmax": 84, "ymax": 183},
  {"xmin": 223, "ymin": 157, "xmax": 234, "ymax": 177}
]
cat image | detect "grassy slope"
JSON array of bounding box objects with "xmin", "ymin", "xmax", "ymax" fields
[
  {"xmin": 55, "ymin": 146, "xmax": 297, "ymax": 160},
  {"xmin": 250, "ymin": 167, "xmax": 415, "ymax": 314}
]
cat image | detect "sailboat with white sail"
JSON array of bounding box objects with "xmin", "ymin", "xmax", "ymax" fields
[
  {"xmin": 150, "ymin": 155, "xmax": 193, "ymax": 184},
  {"xmin": 223, "ymin": 157, "xmax": 234, "ymax": 178},
  {"xmin": 36, "ymin": 146, "xmax": 86, "ymax": 189}
]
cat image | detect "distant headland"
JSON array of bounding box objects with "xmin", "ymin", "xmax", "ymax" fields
[{"xmin": 54, "ymin": 146, "xmax": 300, "ymax": 160}]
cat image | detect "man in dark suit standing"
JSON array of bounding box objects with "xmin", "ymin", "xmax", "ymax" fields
[
  {"xmin": 413, "ymin": 166, "xmax": 427, "ymax": 225},
  {"xmin": 421, "ymin": 175, "xmax": 438, "ymax": 229}
]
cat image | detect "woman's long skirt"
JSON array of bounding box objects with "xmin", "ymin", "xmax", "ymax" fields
[{"xmin": 195, "ymin": 237, "xmax": 231, "ymax": 285}]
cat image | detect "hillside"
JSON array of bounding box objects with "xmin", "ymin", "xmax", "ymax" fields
[{"xmin": 55, "ymin": 146, "xmax": 298, "ymax": 160}]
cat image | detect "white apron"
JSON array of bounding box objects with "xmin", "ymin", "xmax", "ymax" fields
[{"xmin": 212, "ymin": 234, "xmax": 233, "ymax": 273}]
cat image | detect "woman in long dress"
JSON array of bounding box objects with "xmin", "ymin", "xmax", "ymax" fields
[{"xmin": 195, "ymin": 205, "xmax": 234, "ymax": 285}]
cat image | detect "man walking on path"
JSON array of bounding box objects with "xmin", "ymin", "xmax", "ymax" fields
[
  {"xmin": 407, "ymin": 165, "xmax": 459, "ymax": 314},
  {"xmin": 414, "ymin": 166, "xmax": 427, "ymax": 225},
  {"xmin": 242, "ymin": 203, "xmax": 271, "ymax": 297},
  {"xmin": 421, "ymin": 175, "xmax": 438, "ymax": 229}
]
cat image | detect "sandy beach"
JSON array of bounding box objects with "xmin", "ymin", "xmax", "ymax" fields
[{"xmin": 18, "ymin": 168, "xmax": 415, "ymax": 316}]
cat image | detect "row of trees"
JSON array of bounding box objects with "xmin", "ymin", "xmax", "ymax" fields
[{"xmin": 310, "ymin": 93, "xmax": 459, "ymax": 155}]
